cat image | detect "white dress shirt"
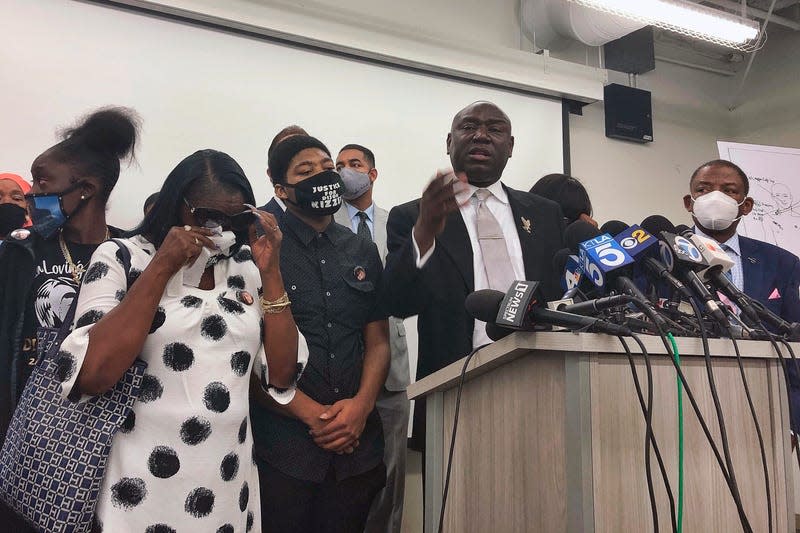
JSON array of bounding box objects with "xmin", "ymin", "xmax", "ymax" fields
[
  {"xmin": 345, "ymin": 202, "xmax": 375, "ymax": 239},
  {"xmin": 413, "ymin": 180, "xmax": 525, "ymax": 348}
]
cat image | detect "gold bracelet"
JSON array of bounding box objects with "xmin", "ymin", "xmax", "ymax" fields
[{"xmin": 261, "ymin": 292, "xmax": 291, "ymax": 314}]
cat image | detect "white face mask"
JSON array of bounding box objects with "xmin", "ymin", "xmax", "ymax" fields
[{"xmin": 690, "ymin": 190, "xmax": 744, "ymax": 231}]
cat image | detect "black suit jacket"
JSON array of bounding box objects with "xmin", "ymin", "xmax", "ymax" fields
[
  {"xmin": 739, "ymin": 235, "xmax": 800, "ymax": 323},
  {"xmin": 258, "ymin": 197, "xmax": 285, "ymax": 221},
  {"xmin": 383, "ymin": 185, "xmax": 565, "ymax": 382},
  {"xmin": 738, "ymin": 236, "xmax": 800, "ymax": 431}
]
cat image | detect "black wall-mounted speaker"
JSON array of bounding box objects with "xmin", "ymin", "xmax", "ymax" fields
[
  {"xmin": 604, "ymin": 27, "xmax": 655, "ymax": 75},
  {"xmin": 604, "ymin": 84, "xmax": 653, "ymax": 144}
]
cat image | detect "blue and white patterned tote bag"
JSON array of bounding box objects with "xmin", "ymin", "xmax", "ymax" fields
[{"xmin": 0, "ymin": 240, "xmax": 146, "ymax": 533}]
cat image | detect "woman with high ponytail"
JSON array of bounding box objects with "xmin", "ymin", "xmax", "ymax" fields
[{"xmin": 0, "ymin": 107, "xmax": 139, "ymax": 528}]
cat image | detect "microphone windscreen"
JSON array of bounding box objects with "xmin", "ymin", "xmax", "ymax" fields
[
  {"xmin": 599, "ymin": 220, "xmax": 629, "ymax": 237},
  {"xmin": 552, "ymin": 248, "xmax": 572, "ymax": 273},
  {"xmin": 564, "ymin": 220, "xmax": 602, "ymax": 253},
  {"xmin": 640, "ymin": 215, "xmax": 677, "ymax": 236},
  {"xmin": 464, "ymin": 289, "xmax": 506, "ymax": 323},
  {"xmin": 486, "ymin": 322, "xmax": 515, "ymax": 341},
  {"xmin": 674, "ymin": 224, "xmax": 692, "ymax": 236}
]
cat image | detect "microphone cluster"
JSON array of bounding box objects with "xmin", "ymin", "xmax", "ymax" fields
[
  {"xmin": 463, "ymin": 214, "xmax": 800, "ymax": 533},
  {"xmin": 466, "ymin": 214, "xmax": 800, "ymax": 343}
]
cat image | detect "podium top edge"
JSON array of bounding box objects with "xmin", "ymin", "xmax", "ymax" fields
[{"xmin": 406, "ymin": 331, "xmax": 800, "ymax": 400}]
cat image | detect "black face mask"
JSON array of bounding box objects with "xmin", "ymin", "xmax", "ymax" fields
[
  {"xmin": 0, "ymin": 203, "xmax": 27, "ymax": 236},
  {"xmin": 283, "ymin": 170, "xmax": 344, "ymax": 216}
]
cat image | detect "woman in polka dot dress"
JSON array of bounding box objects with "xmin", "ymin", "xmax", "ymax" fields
[{"xmin": 56, "ymin": 150, "xmax": 308, "ymax": 532}]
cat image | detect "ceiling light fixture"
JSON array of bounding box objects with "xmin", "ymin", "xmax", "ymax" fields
[{"xmin": 566, "ymin": 0, "xmax": 762, "ymax": 51}]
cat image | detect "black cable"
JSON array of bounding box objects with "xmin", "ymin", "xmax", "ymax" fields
[
  {"xmin": 762, "ymin": 335, "xmax": 800, "ymax": 530},
  {"xmin": 438, "ymin": 343, "xmax": 487, "ymax": 533},
  {"xmin": 622, "ymin": 334, "xmax": 659, "ymax": 532},
  {"xmin": 794, "ymin": 436, "xmax": 800, "ymax": 478},
  {"xmin": 632, "ymin": 297, "xmax": 754, "ymax": 528},
  {"xmin": 778, "ymin": 339, "xmax": 800, "ymax": 423},
  {"xmin": 771, "ymin": 339, "xmax": 800, "ymax": 478},
  {"xmin": 619, "ymin": 335, "xmax": 678, "ymax": 533},
  {"xmin": 687, "ymin": 297, "xmax": 752, "ymax": 533},
  {"xmin": 726, "ymin": 330, "xmax": 772, "ymax": 533}
]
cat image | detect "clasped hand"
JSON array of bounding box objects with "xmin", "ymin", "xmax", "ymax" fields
[{"xmin": 309, "ymin": 398, "xmax": 371, "ymax": 455}]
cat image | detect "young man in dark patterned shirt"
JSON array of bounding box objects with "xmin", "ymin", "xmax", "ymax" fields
[{"xmin": 250, "ymin": 135, "xmax": 390, "ymax": 533}]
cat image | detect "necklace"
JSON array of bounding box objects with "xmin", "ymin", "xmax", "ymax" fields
[{"xmin": 59, "ymin": 227, "xmax": 111, "ymax": 286}]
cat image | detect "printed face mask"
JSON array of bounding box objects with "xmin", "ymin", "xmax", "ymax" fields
[
  {"xmin": 691, "ymin": 190, "xmax": 745, "ymax": 231},
  {"xmin": 26, "ymin": 181, "xmax": 85, "ymax": 239},
  {"xmin": 283, "ymin": 169, "xmax": 344, "ymax": 216},
  {"xmin": 339, "ymin": 166, "xmax": 372, "ymax": 201}
]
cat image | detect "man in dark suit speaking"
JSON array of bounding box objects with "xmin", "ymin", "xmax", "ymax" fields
[{"xmin": 383, "ymin": 101, "xmax": 565, "ymax": 448}]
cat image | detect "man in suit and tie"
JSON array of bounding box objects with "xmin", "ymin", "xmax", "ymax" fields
[
  {"xmin": 259, "ymin": 124, "xmax": 308, "ymax": 219},
  {"xmin": 683, "ymin": 159, "xmax": 800, "ymax": 429},
  {"xmin": 382, "ymin": 101, "xmax": 566, "ymax": 450},
  {"xmin": 335, "ymin": 144, "xmax": 410, "ymax": 533}
]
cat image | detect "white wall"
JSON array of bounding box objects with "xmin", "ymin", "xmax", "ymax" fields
[
  {"xmin": 569, "ymin": 63, "xmax": 735, "ymax": 227},
  {"xmin": 246, "ymin": 0, "xmax": 741, "ymax": 228},
  {"xmin": 729, "ymin": 27, "xmax": 800, "ymax": 149},
  {"xmin": 1, "ymin": 0, "xmax": 564, "ymax": 231},
  {"xmin": 77, "ymin": 0, "xmax": 800, "ymax": 231}
]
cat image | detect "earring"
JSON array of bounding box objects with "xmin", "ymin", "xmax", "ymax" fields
[{"xmin": 81, "ymin": 195, "xmax": 86, "ymax": 200}]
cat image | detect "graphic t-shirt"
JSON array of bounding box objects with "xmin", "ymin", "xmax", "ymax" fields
[{"xmin": 18, "ymin": 238, "xmax": 96, "ymax": 392}]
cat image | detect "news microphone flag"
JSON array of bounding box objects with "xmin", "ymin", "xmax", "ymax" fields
[
  {"xmin": 495, "ymin": 280, "xmax": 541, "ymax": 329},
  {"xmin": 614, "ymin": 224, "xmax": 658, "ymax": 259},
  {"xmin": 578, "ymin": 233, "xmax": 634, "ymax": 288}
]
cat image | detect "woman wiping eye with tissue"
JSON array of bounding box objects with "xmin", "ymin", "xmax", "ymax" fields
[{"xmin": 53, "ymin": 148, "xmax": 308, "ymax": 532}]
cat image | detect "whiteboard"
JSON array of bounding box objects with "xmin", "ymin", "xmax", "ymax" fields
[
  {"xmin": 717, "ymin": 141, "xmax": 800, "ymax": 258},
  {"xmin": 1, "ymin": 0, "xmax": 565, "ymax": 231}
]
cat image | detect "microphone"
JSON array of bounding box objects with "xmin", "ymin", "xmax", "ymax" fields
[
  {"xmin": 675, "ymin": 226, "xmax": 735, "ymax": 281},
  {"xmin": 676, "ymin": 226, "xmax": 800, "ymax": 338},
  {"xmin": 748, "ymin": 299, "xmax": 800, "ymax": 340},
  {"xmin": 465, "ymin": 283, "xmax": 632, "ymax": 336},
  {"xmin": 485, "ymin": 321, "xmax": 515, "ymax": 341},
  {"xmin": 636, "ymin": 216, "xmax": 695, "ymax": 301},
  {"xmin": 571, "ymin": 221, "xmax": 671, "ymax": 331},
  {"xmin": 578, "ymin": 231, "xmax": 635, "ymax": 290},
  {"xmin": 608, "ymin": 222, "xmax": 692, "ymax": 300},
  {"xmin": 640, "ymin": 216, "xmax": 727, "ymax": 324},
  {"xmin": 554, "ymin": 248, "xmax": 582, "ymax": 296},
  {"xmin": 614, "ymin": 224, "xmax": 659, "ymax": 261},
  {"xmin": 674, "ymin": 226, "xmax": 761, "ymax": 325},
  {"xmin": 558, "ymin": 294, "xmax": 633, "ymax": 315},
  {"xmin": 564, "ymin": 220, "xmax": 603, "ymax": 253},
  {"xmin": 600, "ymin": 219, "xmax": 629, "ymax": 237}
]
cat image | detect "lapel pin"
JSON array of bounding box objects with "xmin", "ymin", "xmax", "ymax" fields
[
  {"xmin": 747, "ymin": 256, "xmax": 757, "ymax": 264},
  {"xmin": 353, "ymin": 266, "xmax": 367, "ymax": 281},
  {"xmin": 520, "ymin": 217, "xmax": 532, "ymax": 234},
  {"xmin": 237, "ymin": 290, "xmax": 254, "ymax": 306},
  {"xmin": 9, "ymin": 228, "xmax": 31, "ymax": 240}
]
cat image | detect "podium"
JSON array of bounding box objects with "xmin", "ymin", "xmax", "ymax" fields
[{"xmin": 408, "ymin": 331, "xmax": 798, "ymax": 533}]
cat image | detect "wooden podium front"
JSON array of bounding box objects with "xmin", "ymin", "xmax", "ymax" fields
[{"xmin": 408, "ymin": 332, "xmax": 798, "ymax": 533}]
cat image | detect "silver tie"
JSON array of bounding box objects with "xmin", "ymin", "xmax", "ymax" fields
[{"xmin": 475, "ymin": 189, "xmax": 516, "ymax": 292}]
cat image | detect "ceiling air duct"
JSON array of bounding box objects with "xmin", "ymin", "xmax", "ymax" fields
[{"xmin": 521, "ymin": 0, "xmax": 646, "ymax": 50}]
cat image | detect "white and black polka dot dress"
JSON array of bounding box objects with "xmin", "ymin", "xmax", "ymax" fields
[{"xmin": 57, "ymin": 235, "xmax": 308, "ymax": 533}]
